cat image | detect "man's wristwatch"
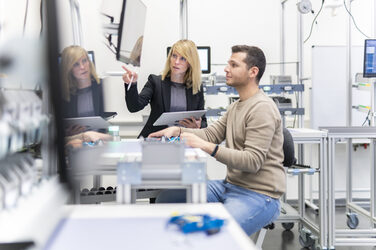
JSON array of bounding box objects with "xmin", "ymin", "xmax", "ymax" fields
[{"xmin": 211, "ymin": 144, "xmax": 219, "ymax": 157}]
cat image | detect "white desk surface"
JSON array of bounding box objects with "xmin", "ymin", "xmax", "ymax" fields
[
  {"xmin": 102, "ymin": 139, "xmax": 207, "ymax": 159},
  {"xmin": 319, "ymin": 126, "xmax": 376, "ymax": 138},
  {"xmin": 44, "ymin": 203, "xmax": 257, "ymax": 250},
  {"xmin": 288, "ymin": 128, "xmax": 327, "ymax": 138}
]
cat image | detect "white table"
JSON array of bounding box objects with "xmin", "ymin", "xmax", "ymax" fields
[{"xmin": 44, "ymin": 203, "xmax": 257, "ymax": 250}]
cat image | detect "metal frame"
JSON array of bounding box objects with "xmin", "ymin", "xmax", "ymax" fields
[
  {"xmin": 279, "ymin": 128, "xmax": 328, "ymax": 249},
  {"xmin": 203, "ymin": 84, "xmax": 304, "ymax": 95},
  {"xmin": 116, "ymin": 160, "xmax": 207, "ymax": 204},
  {"xmin": 179, "ymin": 0, "xmax": 188, "ymax": 39},
  {"xmin": 268, "ymin": 129, "xmax": 328, "ymax": 249},
  {"xmin": 280, "ymin": 0, "xmax": 305, "ymax": 126},
  {"xmin": 321, "ymin": 127, "xmax": 376, "ymax": 248},
  {"xmin": 69, "ymin": 0, "xmax": 84, "ymax": 46},
  {"xmin": 70, "ymin": 140, "xmax": 207, "ymax": 205},
  {"xmin": 0, "ymin": 0, "xmax": 4, "ymax": 41}
]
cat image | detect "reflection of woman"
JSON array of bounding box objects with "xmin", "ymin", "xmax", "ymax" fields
[
  {"xmin": 129, "ymin": 36, "xmax": 143, "ymax": 66},
  {"xmin": 122, "ymin": 39, "xmax": 207, "ymax": 138},
  {"xmin": 61, "ymin": 45, "xmax": 104, "ymax": 118}
]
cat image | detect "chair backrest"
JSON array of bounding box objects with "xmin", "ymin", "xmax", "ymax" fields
[{"xmin": 282, "ymin": 128, "xmax": 295, "ymax": 167}]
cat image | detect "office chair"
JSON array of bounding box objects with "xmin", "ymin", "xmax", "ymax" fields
[{"xmin": 254, "ymin": 127, "xmax": 295, "ymax": 249}]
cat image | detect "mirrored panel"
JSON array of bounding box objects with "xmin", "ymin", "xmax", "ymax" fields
[{"xmin": 116, "ymin": 0, "xmax": 147, "ymax": 67}]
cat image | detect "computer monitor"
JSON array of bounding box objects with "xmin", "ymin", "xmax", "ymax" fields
[
  {"xmin": 116, "ymin": 0, "xmax": 147, "ymax": 67},
  {"xmin": 167, "ymin": 46, "xmax": 211, "ymax": 74},
  {"xmin": 87, "ymin": 51, "xmax": 95, "ymax": 66},
  {"xmin": 363, "ymin": 39, "xmax": 376, "ymax": 78}
]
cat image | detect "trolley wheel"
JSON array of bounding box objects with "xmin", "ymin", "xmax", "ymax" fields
[
  {"xmin": 299, "ymin": 227, "xmax": 315, "ymax": 248},
  {"xmin": 314, "ymin": 207, "xmax": 319, "ymax": 215},
  {"xmin": 298, "ymin": 235, "xmax": 315, "ymax": 248},
  {"xmin": 313, "ymin": 239, "xmax": 325, "ymax": 250},
  {"xmin": 346, "ymin": 213, "xmax": 359, "ymax": 229},
  {"xmin": 282, "ymin": 222, "xmax": 294, "ymax": 231}
]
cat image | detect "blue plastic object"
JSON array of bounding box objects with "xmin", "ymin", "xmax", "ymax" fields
[
  {"xmin": 167, "ymin": 214, "xmax": 225, "ymax": 235},
  {"xmin": 82, "ymin": 140, "xmax": 103, "ymax": 147},
  {"xmin": 168, "ymin": 136, "xmax": 180, "ymax": 142},
  {"xmin": 82, "ymin": 141, "xmax": 96, "ymax": 147}
]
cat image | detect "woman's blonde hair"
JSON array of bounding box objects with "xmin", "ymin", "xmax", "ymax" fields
[
  {"xmin": 161, "ymin": 40, "xmax": 201, "ymax": 94},
  {"xmin": 61, "ymin": 45, "xmax": 100, "ymax": 102},
  {"xmin": 130, "ymin": 36, "xmax": 143, "ymax": 66}
]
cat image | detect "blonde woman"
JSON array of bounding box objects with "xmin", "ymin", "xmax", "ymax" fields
[
  {"xmin": 61, "ymin": 45, "xmax": 104, "ymax": 118},
  {"xmin": 122, "ymin": 39, "xmax": 207, "ymax": 138}
]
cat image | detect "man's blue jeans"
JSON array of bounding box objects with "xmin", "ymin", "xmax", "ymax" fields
[
  {"xmin": 156, "ymin": 179, "xmax": 281, "ymax": 236},
  {"xmin": 207, "ymin": 180, "xmax": 280, "ymax": 235}
]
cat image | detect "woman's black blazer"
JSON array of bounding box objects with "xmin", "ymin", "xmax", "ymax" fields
[
  {"xmin": 63, "ymin": 80, "xmax": 104, "ymax": 118},
  {"xmin": 125, "ymin": 74, "xmax": 207, "ymax": 138}
]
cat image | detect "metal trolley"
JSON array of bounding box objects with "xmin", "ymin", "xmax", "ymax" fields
[
  {"xmin": 116, "ymin": 140, "xmax": 207, "ymax": 204},
  {"xmin": 278, "ymin": 128, "xmax": 328, "ymax": 249},
  {"xmin": 320, "ymin": 127, "xmax": 376, "ymax": 249}
]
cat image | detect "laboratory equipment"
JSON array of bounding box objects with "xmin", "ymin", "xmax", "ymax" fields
[
  {"xmin": 270, "ymin": 75, "xmax": 292, "ymax": 85},
  {"xmin": 363, "ymin": 39, "xmax": 376, "ymax": 78}
]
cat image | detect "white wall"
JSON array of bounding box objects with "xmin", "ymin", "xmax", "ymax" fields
[
  {"xmin": 2, "ymin": 1, "xmax": 374, "ymax": 118},
  {"xmin": 0, "ymin": 0, "xmax": 42, "ymax": 40},
  {"xmin": 1, "ymin": 0, "xmax": 375, "ymax": 199}
]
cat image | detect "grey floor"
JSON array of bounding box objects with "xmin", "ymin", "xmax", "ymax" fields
[{"xmin": 258, "ymin": 205, "xmax": 376, "ymax": 250}]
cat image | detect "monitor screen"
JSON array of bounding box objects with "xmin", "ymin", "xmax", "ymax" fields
[
  {"xmin": 87, "ymin": 51, "xmax": 95, "ymax": 66},
  {"xmin": 363, "ymin": 39, "xmax": 376, "ymax": 78},
  {"xmin": 117, "ymin": 0, "xmax": 147, "ymax": 67},
  {"xmin": 167, "ymin": 46, "xmax": 211, "ymax": 74}
]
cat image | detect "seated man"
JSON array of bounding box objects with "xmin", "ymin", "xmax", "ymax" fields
[{"xmin": 149, "ymin": 45, "xmax": 286, "ymax": 236}]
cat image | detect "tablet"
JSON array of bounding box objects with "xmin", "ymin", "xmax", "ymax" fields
[
  {"xmin": 64, "ymin": 116, "xmax": 111, "ymax": 130},
  {"xmin": 153, "ymin": 110, "xmax": 206, "ymax": 126},
  {"xmin": 102, "ymin": 112, "xmax": 118, "ymax": 120}
]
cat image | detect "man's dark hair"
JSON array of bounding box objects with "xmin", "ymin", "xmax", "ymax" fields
[{"xmin": 231, "ymin": 45, "xmax": 266, "ymax": 83}]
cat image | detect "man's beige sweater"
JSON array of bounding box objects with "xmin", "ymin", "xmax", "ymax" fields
[{"xmin": 183, "ymin": 89, "xmax": 286, "ymax": 198}]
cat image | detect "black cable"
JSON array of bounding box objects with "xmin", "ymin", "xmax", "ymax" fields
[
  {"xmin": 292, "ymin": 92, "xmax": 298, "ymax": 128},
  {"xmin": 361, "ymin": 109, "xmax": 371, "ymax": 126},
  {"xmin": 343, "ymin": 0, "xmax": 370, "ymax": 38},
  {"xmin": 292, "ymin": 163, "xmax": 312, "ymax": 169},
  {"xmin": 103, "ymin": 41, "xmax": 116, "ymax": 55},
  {"xmin": 104, "ymin": 34, "xmax": 118, "ymax": 53},
  {"xmin": 23, "ymin": 0, "xmax": 30, "ymax": 35},
  {"xmin": 304, "ymin": 0, "xmax": 325, "ymax": 43},
  {"xmin": 101, "ymin": 12, "xmax": 114, "ymax": 23}
]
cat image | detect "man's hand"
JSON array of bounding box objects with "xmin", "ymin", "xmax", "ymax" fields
[
  {"xmin": 179, "ymin": 116, "xmax": 201, "ymax": 128},
  {"xmin": 148, "ymin": 126, "xmax": 180, "ymax": 138},
  {"xmin": 180, "ymin": 132, "xmax": 217, "ymax": 155},
  {"xmin": 82, "ymin": 131, "xmax": 112, "ymax": 142},
  {"xmin": 65, "ymin": 124, "xmax": 87, "ymax": 136},
  {"xmin": 65, "ymin": 138, "xmax": 83, "ymax": 148}
]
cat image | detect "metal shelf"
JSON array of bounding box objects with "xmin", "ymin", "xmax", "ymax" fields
[
  {"xmin": 206, "ymin": 107, "xmax": 304, "ymax": 117},
  {"xmin": 203, "ymin": 84, "xmax": 304, "ymax": 95}
]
